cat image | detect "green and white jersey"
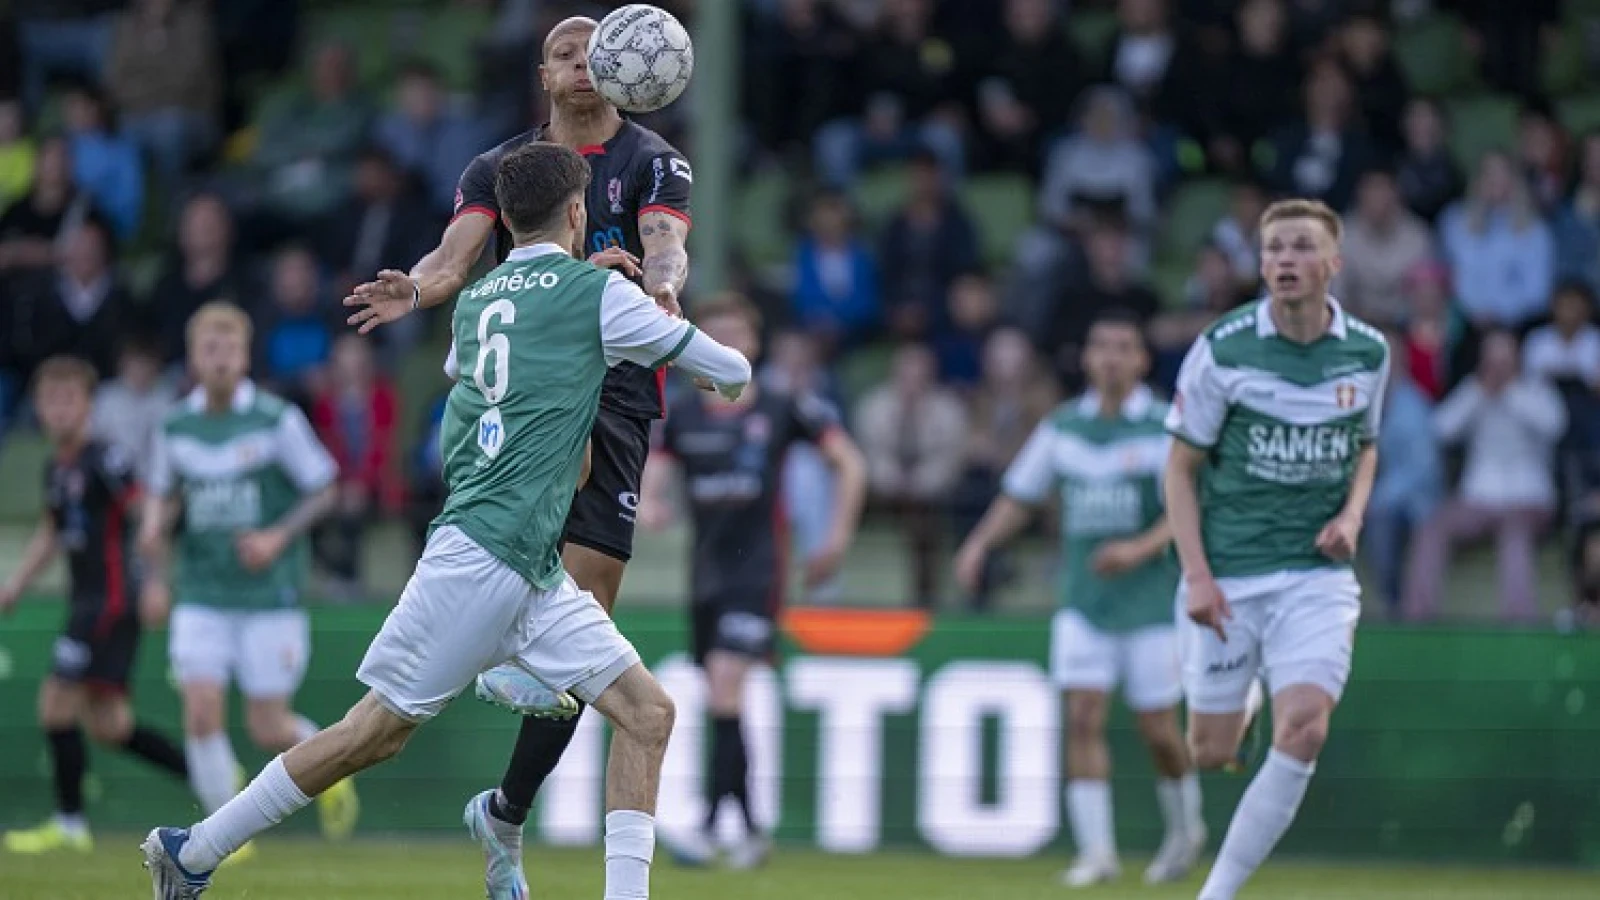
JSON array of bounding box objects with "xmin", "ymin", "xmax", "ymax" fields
[
  {"xmin": 149, "ymin": 382, "xmax": 337, "ymax": 610},
  {"xmin": 1003, "ymin": 386, "xmax": 1177, "ymax": 633},
  {"xmin": 435, "ymin": 243, "xmax": 702, "ymax": 589},
  {"xmin": 1165, "ymin": 298, "xmax": 1390, "ymax": 579}
]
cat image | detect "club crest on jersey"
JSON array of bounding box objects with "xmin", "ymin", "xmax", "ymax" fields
[
  {"xmin": 1335, "ymin": 382, "xmax": 1357, "ymax": 409},
  {"xmin": 607, "ymin": 177, "xmax": 624, "ymax": 214},
  {"xmin": 476, "ymin": 407, "xmax": 506, "ymax": 461}
]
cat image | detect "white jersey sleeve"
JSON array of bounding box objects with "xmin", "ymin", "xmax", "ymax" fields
[
  {"xmin": 275, "ymin": 405, "xmax": 339, "ymax": 493},
  {"xmin": 147, "ymin": 423, "xmax": 174, "ymax": 497},
  {"xmin": 599, "ymin": 272, "xmax": 751, "ymax": 392},
  {"xmin": 1362, "ymin": 344, "xmax": 1392, "ymax": 443},
  {"xmin": 1165, "ymin": 338, "xmax": 1228, "ymax": 448},
  {"xmin": 1001, "ymin": 419, "xmax": 1058, "ymax": 504}
]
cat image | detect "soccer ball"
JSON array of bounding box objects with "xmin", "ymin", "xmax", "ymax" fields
[{"xmin": 586, "ymin": 4, "xmax": 694, "ymax": 114}]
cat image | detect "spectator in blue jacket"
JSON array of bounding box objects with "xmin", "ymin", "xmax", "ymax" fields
[
  {"xmin": 1439, "ymin": 150, "xmax": 1555, "ymax": 331},
  {"xmin": 1553, "ymin": 132, "xmax": 1600, "ymax": 294},
  {"xmin": 61, "ymin": 82, "xmax": 142, "ymax": 240},
  {"xmin": 790, "ymin": 190, "xmax": 881, "ymax": 354}
]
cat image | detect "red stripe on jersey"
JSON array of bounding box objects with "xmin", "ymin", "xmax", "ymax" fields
[
  {"xmin": 451, "ymin": 204, "xmax": 498, "ymax": 224},
  {"xmin": 578, "ymin": 144, "xmax": 607, "ymax": 156},
  {"xmin": 654, "ymin": 367, "xmax": 668, "ymax": 416},
  {"xmin": 639, "ymin": 205, "xmax": 692, "ymax": 228},
  {"xmin": 98, "ymin": 494, "xmax": 127, "ymax": 638}
]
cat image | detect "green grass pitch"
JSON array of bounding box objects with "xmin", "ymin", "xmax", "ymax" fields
[{"xmin": 5, "ymin": 839, "xmax": 1596, "ymax": 899}]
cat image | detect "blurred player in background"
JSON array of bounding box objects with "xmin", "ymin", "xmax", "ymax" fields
[
  {"xmin": 1, "ymin": 357, "xmax": 190, "ymax": 855},
  {"xmin": 138, "ymin": 302, "xmax": 359, "ymax": 853},
  {"xmin": 955, "ymin": 310, "xmax": 1205, "ymax": 888},
  {"xmin": 1164, "ymin": 200, "xmax": 1389, "ymax": 900},
  {"xmin": 344, "ymin": 15, "xmax": 693, "ymax": 899},
  {"xmin": 639, "ymin": 295, "xmax": 866, "ymax": 868}
]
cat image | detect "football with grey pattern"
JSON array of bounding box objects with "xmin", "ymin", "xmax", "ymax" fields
[{"xmin": 586, "ymin": 4, "xmax": 694, "ymax": 113}]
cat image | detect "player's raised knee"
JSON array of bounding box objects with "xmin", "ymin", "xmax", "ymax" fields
[{"xmin": 1272, "ymin": 710, "xmax": 1329, "ymax": 762}]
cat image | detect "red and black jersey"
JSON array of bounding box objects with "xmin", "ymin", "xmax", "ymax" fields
[
  {"xmin": 43, "ymin": 439, "xmax": 137, "ymax": 617},
  {"xmin": 655, "ymin": 384, "xmax": 841, "ymax": 603},
  {"xmin": 452, "ymin": 120, "xmax": 693, "ymax": 420}
]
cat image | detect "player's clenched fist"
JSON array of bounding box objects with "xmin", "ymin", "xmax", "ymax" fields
[
  {"xmin": 1314, "ymin": 512, "xmax": 1362, "ymax": 562},
  {"xmin": 1185, "ymin": 575, "xmax": 1232, "ymax": 643}
]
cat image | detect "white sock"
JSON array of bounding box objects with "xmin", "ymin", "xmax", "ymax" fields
[
  {"xmin": 55, "ymin": 813, "xmax": 87, "ymax": 835},
  {"xmin": 1156, "ymin": 774, "xmax": 1204, "ymax": 841},
  {"xmin": 293, "ymin": 716, "xmax": 319, "ymax": 745},
  {"xmin": 489, "ymin": 790, "xmax": 525, "ymax": 849},
  {"xmin": 603, "ymin": 810, "xmax": 655, "ymax": 900},
  {"xmin": 1199, "ymin": 749, "xmax": 1314, "ymax": 900},
  {"xmin": 181, "ymin": 755, "xmax": 311, "ymax": 872},
  {"xmin": 1065, "ymin": 780, "xmax": 1116, "ymax": 862},
  {"xmin": 185, "ymin": 733, "xmax": 241, "ymax": 814}
]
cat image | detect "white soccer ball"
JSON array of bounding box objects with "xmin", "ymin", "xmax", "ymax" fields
[{"xmin": 587, "ymin": 4, "xmax": 694, "ymax": 114}]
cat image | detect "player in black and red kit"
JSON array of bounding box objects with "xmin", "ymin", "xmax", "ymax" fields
[
  {"xmin": 1, "ymin": 357, "xmax": 189, "ymax": 854},
  {"xmin": 343, "ymin": 15, "xmax": 693, "ymax": 898},
  {"xmin": 640, "ymin": 295, "xmax": 866, "ymax": 868}
]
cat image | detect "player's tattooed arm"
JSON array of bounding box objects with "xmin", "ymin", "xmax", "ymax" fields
[{"xmin": 639, "ymin": 211, "xmax": 689, "ymax": 314}]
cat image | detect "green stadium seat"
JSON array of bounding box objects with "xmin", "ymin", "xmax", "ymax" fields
[
  {"xmin": 1393, "ymin": 14, "xmax": 1475, "ymax": 96},
  {"xmin": 854, "ymin": 167, "xmax": 910, "ymax": 232},
  {"xmin": 1446, "ymin": 93, "xmax": 1518, "ymax": 170},
  {"xmin": 305, "ymin": 3, "xmax": 397, "ymax": 88},
  {"xmin": 734, "ymin": 169, "xmax": 794, "ymax": 269},
  {"xmin": 1157, "ymin": 178, "xmax": 1230, "ymax": 265},
  {"xmin": 1558, "ymin": 93, "xmax": 1600, "ymax": 136},
  {"xmin": 1065, "ymin": 10, "xmax": 1118, "ymax": 71},
  {"xmin": 1541, "ymin": 28, "xmax": 1588, "ymax": 97},
  {"xmin": 412, "ymin": 6, "xmax": 495, "ymax": 92},
  {"xmin": 1152, "ymin": 259, "xmax": 1192, "ymax": 311},
  {"xmin": 0, "ymin": 433, "xmax": 49, "ymax": 523},
  {"xmin": 960, "ymin": 174, "xmax": 1034, "ymax": 268}
]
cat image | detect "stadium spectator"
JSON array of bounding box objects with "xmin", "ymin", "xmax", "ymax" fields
[
  {"xmin": 1395, "ymin": 97, "xmax": 1464, "ymax": 224},
  {"xmin": 1404, "ymin": 330, "xmax": 1567, "ymax": 623},
  {"xmin": 856, "ymin": 342, "xmax": 969, "ymax": 608},
  {"xmin": 1553, "ymin": 132, "xmax": 1600, "ymax": 294},
  {"xmin": 1038, "ymin": 86, "xmax": 1158, "ymax": 245},
  {"xmin": 743, "ymin": 0, "xmax": 859, "ymax": 160},
  {"xmin": 375, "ymin": 61, "xmax": 488, "ymax": 216},
  {"xmin": 59, "ymin": 83, "xmax": 143, "ymax": 241},
  {"xmin": 1210, "ymin": 177, "xmax": 1267, "ymax": 290},
  {"xmin": 1200, "ymin": 0, "xmax": 1301, "ymax": 174},
  {"xmin": 765, "ymin": 329, "xmax": 850, "ymax": 603},
  {"xmin": 1333, "ymin": 12, "xmax": 1409, "ymax": 157},
  {"xmin": 1365, "ymin": 334, "xmax": 1443, "ymax": 618},
  {"xmin": 90, "ymin": 334, "xmax": 176, "ymax": 484},
  {"xmin": 13, "ymin": 0, "xmax": 119, "ymax": 110},
  {"xmin": 1517, "ymin": 101, "xmax": 1572, "ymax": 216},
  {"xmin": 878, "ymin": 148, "xmax": 979, "ymax": 343},
  {"xmin": 952, "ymin": 327, "xmax": 1058, "ymax": 610},
  {"xmin": 311, "ymin": 334, "xmax": 401, "ymax": 599},
  {"xmin": 0, "ymin": 98, "xmax": 33, "ymax": 208},
  {"xmin": 1446, "ymin": 0, "xmax": 1560, "ymax": 97},
  {"xmin": 1524, "ymin": 282, "xmax": 1600, "ymax": 389},
  {"xmin": 936, "ymin": 271, "xmax": 1001, "ymax": 386},
  {"xmin": 146, "ymin": 192, "xmax": 250, "ymax": 364},
  {"xmin": 1042, "ymin": 216, "xmax": 1159, "ymax": 392},
  {"xmin": 812, "ymin": 0, "xmax": 965, "ymax": 187},
  {"xmin": 1, "ymin": 218, "xmax": 125, "ymax": 384},
  {"xmin": 1150, "ymin": 242, "xmax": 1254, "ymax": 387},
  {"xmin": 105, "ymin": 0, "xmax": 222, "ymax": 179},
  {"xmin": 256, "ymin": 244, "xmax": 333, "ymax": 407},
  {"xmin": 251, "ymin": 41, "xmax": 374, "ymax": 222},
  {"xmin": 1397, "ymin": 259, "xmax": 1462, "ymax": 401},
  {"xmin": 1260, "ymin": 59, "xmax": 1373, "ymax": 212},
  {"xmin": 0, "ymin": 136, "xmax": 92, "ymax": 277},
  {"xmin": 1439, "ymin": 151, "xmax": 1555, "ymax": 333},
  {"xmin": 1333, "ymin": 168, "xmax": 1433, "ymax": 327},
  {"xmin": 968, "ymin": 0, "xmax": 1083, "ymax": 176},
  {"xmin": 406, "ymin": 391, "xmax": 449, "ymax": 558},
  {"xmin": 789, "ymin": 190, "xmax": 881, "ymax": 353},
  {"xmin": 1101, "ymin": 0, "xmax": 1200, "ymax": 126}
]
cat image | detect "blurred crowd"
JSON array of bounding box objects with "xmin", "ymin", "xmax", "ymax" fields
[{"xmin": 0, "ymin": 0, "xmax": 1597, "ymax": 621}]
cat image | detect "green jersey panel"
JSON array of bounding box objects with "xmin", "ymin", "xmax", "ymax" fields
[
  {"xmin": 434, "ymin": 251, "xmax": 613, "ymax": 589},
  {"xmin": 151, "ymin": 383, "xmax": 337, "ymax": 610},
  {"xmin": 1165, "ymin": 299, "xmax": 1390, "ymax": 578},
  {"xmin": 1003, "ymin": 388, "xmax": 1177, "ymax": 633}
]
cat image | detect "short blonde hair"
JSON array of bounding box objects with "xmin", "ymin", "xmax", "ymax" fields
[
  {"xmin": 1260, "ymin": 199, "xmax": 1343, "ymax": 244},
  {"xmin": 186, "ymin": 300, "xmax": 253, "ymax": 347}
]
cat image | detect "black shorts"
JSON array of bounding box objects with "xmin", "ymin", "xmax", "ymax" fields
[
  {"xmin": 562, "ymin": 406, "xmax": 652, "ymax": 562},
  {"xmin": 690, "ymin": 590, "xmax": 779, "ymax": 667},
  {"xmin": 53, "ymin": 602, "xmax": 141, "ymax": 693}
]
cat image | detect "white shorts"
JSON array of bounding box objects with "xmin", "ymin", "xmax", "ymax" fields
[
  {"xmin": 1178, "ymin": 568, "xmax": 1361, "ymax": 714},
  {"xmin": 1050, "ymin": 609, "xmax": 1182, "ymax": 711},
  {"xmin": 169, "ymin": 605, "xmax": 311, "ymax": 700},
  {"xmin": 357, "ymin": 525, "xmax": 640, "ymax": 722}
]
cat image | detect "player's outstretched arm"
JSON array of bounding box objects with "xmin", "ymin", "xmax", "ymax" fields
[
  {"xmin": 1093, "ymin": 518, "xmax": 1173, "ymax": 577},
  {"xmin": 807, "ymin": 429, "xmax": 868, "ymax": 585},
  {"xmin": 345, "ymin": 211, "xmax": 495, "ymax": 333},
  {"xmin": 600, "ymin": 273, "xmax": 750, "ymax": 396},
  {"xmin": 0, "ymin": 515, "xmax": 60, "ymax": 614},
  {"xmin": 954, "ymin": 496, "xmax": 1033, "ymax": 596}
]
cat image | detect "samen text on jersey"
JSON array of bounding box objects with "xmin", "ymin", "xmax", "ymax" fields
[
  {"xmin": 1003, "ymin": 387, "xmax": 1176, "ymax": 633},
  {"xmin": 149, "ymin": 382, "xmax": 337, "ymax": 609},
  {"xmin": 1165, "ymin": 298, "xmax": 1390, "ymax": 578}
]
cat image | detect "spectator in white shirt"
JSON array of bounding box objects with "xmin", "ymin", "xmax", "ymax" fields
[
  {"xmin": 1403, "ymin": 329, "xmax": 1567, "ymax": 622},
  {"xmin": 90, "ymin": 334, "xmax": 176, "ymax": 485},
  {"xmin": 1523, "ymin": 281, "xmax": 1600, "ymax": 387}
]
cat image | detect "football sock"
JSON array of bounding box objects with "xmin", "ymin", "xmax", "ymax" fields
[
  {"xmin": 1156, "ymin": 774, "xmax": 1204, "ymax": 841},
  {"xmin": 706, "ymin": 716, "xmax": 750, "ymax": 832},
  {"xmin": 493, "ymin": 708, "xmax": 586, "ymax": 826},
  {"xmin": 47, "ymin": 728, "xmax": 87, "ymax": 817},
  {"xmin": 603, "ymin": 809, "xmax": 655, "ymax": 900},
  {"xmin": 1200, "ymin": 749, "xmax": 1314, "ymax": 899},
  {"xmin": 1065, "ymin": 780, "xmax": 1116, "ymax": 862},
  {"xmin": 185, "ymin": 732, "xmax": 242, "ymax": 814},
  {"xmin": 182, "ymin": 755, "xmax": 310, "ymax": 872},
  {"xmin": 122, "ymin": 724, "xmax": 188, "ymax": 778}
]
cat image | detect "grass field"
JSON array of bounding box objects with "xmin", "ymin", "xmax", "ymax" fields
[{"xmin": 5, "ymin": 839, "xmax": 1597, "ymax": 900}]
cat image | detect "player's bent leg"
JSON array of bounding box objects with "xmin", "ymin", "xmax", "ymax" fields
[
  {"xmin": 83, "ymin": 693, "xmax": 188, "ymax": 780},
  {"xmin": 179, "ymin": 680, "xmax": 241, "ymax": 817},
  {"xmin": 4, "ymin": 678, "xmax": 93, "ymax": 854},
  {"xmin": 1050, "ymin": 609, "xmax": 1121, "ymax": 887}
]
